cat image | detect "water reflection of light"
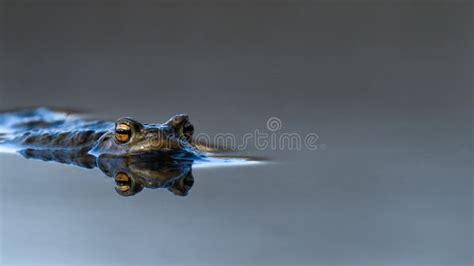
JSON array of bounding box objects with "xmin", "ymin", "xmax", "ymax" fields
[
  {"xmin": 193, "ymin": 157, "xmax": 265, "ymax": 169},
  {"xmin": 0, "ymin": 145, "xmax": 18, "ymax": 154}
]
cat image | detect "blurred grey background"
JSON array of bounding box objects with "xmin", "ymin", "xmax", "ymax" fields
[{"xmin": 0, "ymin": 1, "xmax": 472, "ymax": 265}]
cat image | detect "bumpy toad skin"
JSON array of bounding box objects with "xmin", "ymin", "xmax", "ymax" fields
[
  {"xmin": 89, "ymin": 114, "xmax": 196, "ymax": 156},
  {"xmin": 0, "ymin": 108, "xmax": 199, "ymax": 196},
  {"xmin": 1, "ymin": 108, "xmax": 199, "ymax": 158}
]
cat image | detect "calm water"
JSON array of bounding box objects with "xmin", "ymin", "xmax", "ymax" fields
[
  {"xmin": 1, "ymin": 1, "xmax": 472, "ymax": 265},
  {"xmin": 1, "ymin": 112, "xmax": 471, "ymax": 264}
]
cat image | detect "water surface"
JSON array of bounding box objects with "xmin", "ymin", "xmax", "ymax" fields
[{"xmin": 1, "ymin": 1, "xmax": 472, "ymax": 265}]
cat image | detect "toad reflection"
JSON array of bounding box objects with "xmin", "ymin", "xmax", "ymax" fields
[
  {"xmin": 19, "ymin": 149, "xmax": 195, "ymax": 197},
  {"xmin": 98, "ymin": 154, "xmax": 194, "ymax": 197}
]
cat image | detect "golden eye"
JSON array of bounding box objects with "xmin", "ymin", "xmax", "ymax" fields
[
  {"xmin": 115, "ymin": 123, "xmax": 131, "ymax": 143},
  {"xmin": 115, "ymin": 172, "xmax": 131, "ymax": 192}
]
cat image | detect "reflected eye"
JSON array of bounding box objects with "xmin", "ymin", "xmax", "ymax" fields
[
  {"xmin": 115, "ymin": 172, "xmax": 131, "ymax": 192},
  {"xmin": 115, "ymin": 123, "xmax": 131, "ymax": 143}
]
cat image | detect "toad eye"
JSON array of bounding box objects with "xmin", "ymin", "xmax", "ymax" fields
[
  {"xmin": 115, "ymin": 172, "xmax": 131, "ymax": 192},
  {"xmin": 115, "ymin": 123, "xmax": 131, "ymax": 143}
]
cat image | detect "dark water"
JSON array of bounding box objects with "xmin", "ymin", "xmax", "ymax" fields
[{"xmin": 1, "ymin": 1, "xmax": 472, "ymax": 265}]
